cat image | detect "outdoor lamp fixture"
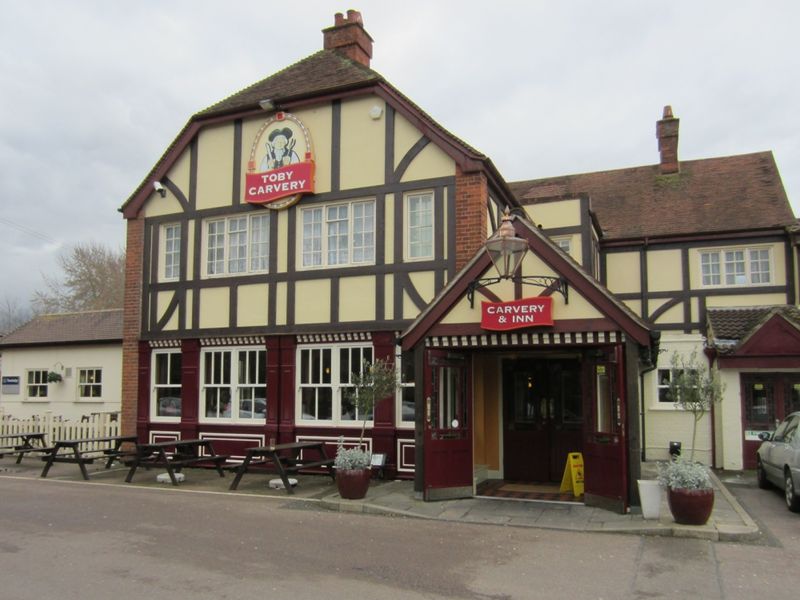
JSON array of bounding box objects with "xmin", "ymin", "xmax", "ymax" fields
[
  {"xmin": 258, "ymin": 99, "xmax": 275, "ymax": 111},
  {"xmin": 467, "ymin": 208, "xmax": 569, "ymax": 308}
]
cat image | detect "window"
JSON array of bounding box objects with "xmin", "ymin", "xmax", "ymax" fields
[
  {"xmin": 153, "ymin": 351, "xmax": 182, "ymax": 418},
  {"xmin": 163, "ymin": 223, "xmax": 181, "ymax": 280},
  {"xmin": 201, "ymin": 348, "xmax": 266, "ymax": 421},
  {"xmin": 657, "ymin": 368, "xmax": 698, "ymax": 404},
  {"xmin": 78, "ymin": 368, "xmax": 102, "ymax": 399},
  {"xmin": 406, "ymin": 192, "xmax": 433, "ymax": 260},
  {"xmin": 300, "ymin": 200, "xmax": 375, "ymax": 268},
  {"xmin": 397, "ymin": 351, "xmax": 415, "ymax": 426},
  {"xmin": 297, "ymin": 344, "xmax": 374, "ymax": 424},
  {"xmin": 26, "ymin": 369, "xmax": 48, "ymax": 398},
  {"xmin": 700, "ymin": 246, "xmax": 772, "ymax": 287},
  {"xmin": 204, "ymin": 214, "xmax": 270, "ymax": 276},
  {"xmin": 552, "ymin": 237, "xmax": 571, "ymax": 254}
]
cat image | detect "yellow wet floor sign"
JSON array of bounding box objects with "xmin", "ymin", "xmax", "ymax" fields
[{"xmin": 559, "ymin": 452, "xmax": 584, "ymax": 497}]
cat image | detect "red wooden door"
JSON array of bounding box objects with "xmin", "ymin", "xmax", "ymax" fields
[
  {"xmin": 582, "ymin": 346, "xmax": 628, "ymax": 512},
  {"xmin": 423, "ymin": 350, "xmax": 473, "ymax": 500}
]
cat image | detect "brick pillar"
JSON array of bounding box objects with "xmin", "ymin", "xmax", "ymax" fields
[
  {"xmin": 121, "ymin": 216, "xmax": 143, "ymax": 439},
  {"xmin": 454, "ymin": 166, "xmax": 489, "ymax": 271},
  {"xmin": 656, "ymin": 105, "xmax": 680, "ymax": 175},
  {"xmin": 322, "ymin": 10, "xmax": 373, "ymax": 67}
]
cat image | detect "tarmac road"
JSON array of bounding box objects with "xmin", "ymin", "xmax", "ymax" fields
[{"xmin": 0, "ymin": 475, "xmax": 797, "ymax": 600}]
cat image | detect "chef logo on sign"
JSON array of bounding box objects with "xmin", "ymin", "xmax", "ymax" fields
[{"xmin": 246, "ymin": 112, "xmax": 315, "ymax": 209}]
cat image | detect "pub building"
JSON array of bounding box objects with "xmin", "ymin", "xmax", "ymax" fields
[{"xmin": 120, "ymin": 11, "xmax": 800, "ymax": 512}]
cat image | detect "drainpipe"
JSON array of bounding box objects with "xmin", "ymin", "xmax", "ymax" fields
[{"xmin": 639, "ymin": 331, "xmax": 661, "ymax": 462}]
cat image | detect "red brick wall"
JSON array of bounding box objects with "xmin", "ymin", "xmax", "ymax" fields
[
  {"xmin": 454, "ymin": 167, "xmax": 489, "ymax": 271},
  {"xmin": 121, "ymin": 216, "xmax": 143, "ymax": 438}
]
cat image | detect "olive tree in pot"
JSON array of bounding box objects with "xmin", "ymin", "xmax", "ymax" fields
[
  {"xmin": 335, "ymin": 358, "xmax": 397, "ymax": 500},
  {"xmin": 657, "ymin": 349, "xmax": 724, "ymax": 525}
]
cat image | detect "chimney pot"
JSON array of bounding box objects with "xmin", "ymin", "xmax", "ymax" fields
[{"xmin": 323, "ymin": 10, "xmax": 373, "ymax": 67}]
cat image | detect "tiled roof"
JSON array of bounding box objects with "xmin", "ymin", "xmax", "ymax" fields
[
  {"xmin": 509, "ymin": 152, "xmax": 797, "ymax": 240},
  {"xmin": 707, "ymin": 305, "xmax": 800, "ymax": 349},
  {"xmin": 197, "ymin": 50, "xmax": 382, "ymax": 117},
  {"xmin": 0, "ymin": 309, "xmax": 123, "ymax": 347}
]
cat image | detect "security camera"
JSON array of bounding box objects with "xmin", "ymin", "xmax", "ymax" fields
[{"xmin": 153, "ymin": 181, "xmax": 166, "ymax": 198}]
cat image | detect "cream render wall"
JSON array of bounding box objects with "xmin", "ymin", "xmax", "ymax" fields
[
  {"xmin": 0, "ymin": 344, "xmax": 122, "ymax": 420},
  {"xmin": 196, "ymin": 124, "xmax": 234, "ymax": 210},
  {"xmin": 605, "ymin": 252, "xmax": 641, "ymax": 294},
  {"xmin": 339, "ymin": 276, "xmax": 376, "ymax": 322},
  {"xmin": 340, "ymin": 97, "xmax": 385, "ymax": 190},
  {"xmin": 647, "ymin": 249, "xmax": 682, "ymax": 292},
  {"xmin": 237, "ymin": 284, "xmax": 269, "ymax": 327},
  {"xmin": 524, "ymin": 198, "xmax": 581, "ymax": 229}
]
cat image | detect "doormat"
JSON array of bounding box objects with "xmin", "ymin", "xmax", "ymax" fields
[{"xmin": 476, "ymin": 479, "xmax": 583, "ymax": 503}]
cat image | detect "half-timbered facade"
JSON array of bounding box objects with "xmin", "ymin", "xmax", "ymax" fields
[{"xmin": 120, "ymin": 11, "xmax": 797, "ymax": 512}]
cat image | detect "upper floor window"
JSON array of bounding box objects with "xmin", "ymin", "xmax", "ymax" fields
[
  {"xmin": 700, "ymin": 246, "xmax": 772, "ymax": 287},
  {"xmin": 78, "ymin": 368, "xmax": 102, "ymax": 399},
  {"xmin": 163, "ymin": 223, "xmax": 181, "ymax": 280},
  {"xmin": 297, "ymin": 344, "xmax": 374, "ymax": 424},
  {"xmin": 26, "ymin": 369, "xmax": 48, "ymax": 399},
  {"xmin": 406, "ymin": 192, "xmax": 433, "ymax": 260},
  {"xmin": 201, "ymin": 348, "xmax": 266, "ymax": 422},
  {"xmin": 205, "ymin": 214, "xmax": 270, "ymax": 277},
  {"xmin": 152, "ymin": 350, "xmax": 182, "ymax": 419},
  {"xmin": 552, "ymin": 237, "xmax": 571, "ymax": 254},
  {"xmin": 300, "ymin": 200, "xmax": 375, "ymax": 268}
]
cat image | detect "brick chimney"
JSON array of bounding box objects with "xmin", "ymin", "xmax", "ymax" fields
[
  {"xmin": 656, "ymin": 105, "xmax": 680, "ymax": 174},
  {"xmin": 322, "ymin": 10, "xmax": 373, "ymax": 67}
]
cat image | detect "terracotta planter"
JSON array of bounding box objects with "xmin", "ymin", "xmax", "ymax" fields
[
  {"xmin": 667, "ymin": 486, "xmax": 714, "ymax": 525},
  {"xmin": 336, "ymin": 468, "xmax": 371, "ymax": 499}
]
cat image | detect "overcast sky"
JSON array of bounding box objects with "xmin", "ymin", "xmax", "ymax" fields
[{"xmin": 1, "ymin": 1, "xmax": 798, "ymax": 308}]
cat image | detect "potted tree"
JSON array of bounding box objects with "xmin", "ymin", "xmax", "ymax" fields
[
  {"xmin": 657, "ymin": 458, "xmax": 714, "ymax": 525},
  {"xmin": 335, "ymin": 358, "xmax": 397, "ymax": 499},
  {"xmin": 657, "ymin": 349, "xmax": 724, "ymax": 525}
]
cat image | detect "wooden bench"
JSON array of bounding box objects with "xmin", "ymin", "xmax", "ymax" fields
[
  {"xmin": 125, "ymin": 439, "xmax": 229, "ymax": 486},
  {"xmin": 229, "ymin": 441, "xmax": 335, "ymax": 493},
  {"xmin": 0, "ymin": 432, "xmax": 51, "ymax": 464},
  {"xmin": 40, "ymin": 435, "xmax": 139, "ymax": 480}
]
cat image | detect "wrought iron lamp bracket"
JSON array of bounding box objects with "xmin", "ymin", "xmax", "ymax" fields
[{"xmin": 466, "ymin": 275, "xmax": 569, "ymax": 309}]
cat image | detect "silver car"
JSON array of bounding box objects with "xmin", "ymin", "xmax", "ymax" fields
[{"xmin": 757, "ymin": 411, "xmax": 800, "ymax": 512}]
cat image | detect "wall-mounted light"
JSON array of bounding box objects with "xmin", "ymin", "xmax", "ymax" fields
[
  {"xmin": 485, "ymin": 209, "xmax": 529, "ymax": 279},
  {"xmin": 153, "ymin": 181, "xmax": 166, "ymax": 198},
  {"xmin": 466, "ymin": 207, "xmax": 569, "ymax": 308},
  {"xmin": 259, "ymin": 99, "xmax": 275, "ymax": 111}
]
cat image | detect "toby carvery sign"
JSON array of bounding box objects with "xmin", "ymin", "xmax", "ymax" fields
[
  {"xmin": 481, "ymin": 296, "xmax": 553, "ymax": 331},
  {"xmin": 246, "ymin": 112, "xmax": 315, "ymax": 209}
]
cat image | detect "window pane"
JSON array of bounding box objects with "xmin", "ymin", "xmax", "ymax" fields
[
  {"xmin": 207, "ymin": 220, "xmax": 225, "ymax": 274},
  {"xmin": 164, "ymin": 224, "xmax": 181, "ymax": 279},
  {"xmin": 318, "ymin": 387, "xmax": 333, "ymax": 420},
  {"xmin": 228, "ymin": 217, "xmax": 248, "ymax": 273},
  {"xmin": 724, "ymin": 250, "xmax": 746, "ymax": 285},
  {"xmin": 750, "ymin": 248, "xmax": 770, "ymax": 284},
  {"xmin": 302, "ymin": 208, "xmax": 322, "ymax": 267},
  {"xmin": 701, "ymin": 252, "xmax": 720, "ymax": 286},
  {"xmin": 327, "ymin": 205, "xmax": 349, "ymax": 265},
  {"xmin": 249, "ymin": 214, "xmax": 269, "ymax": 272},
  {"xmin": 408, "ymin": 193, "xmax": 433, "ymax": 259}
]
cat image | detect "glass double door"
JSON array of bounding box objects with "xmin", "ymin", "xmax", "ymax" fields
[{"xmin": 502, "ymin": 358, "xmax": 583, "ymax": 482}]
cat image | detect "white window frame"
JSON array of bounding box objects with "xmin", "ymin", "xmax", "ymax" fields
[
  {"xmin": 151, "ymin": 350, "xmax": 182, "ymax": 422},
  {"xmin": 552, "ymin": 236, "xmax": 572, "ymax": 254},
  {"xmin": 395, "ymin": 350, "xmax": 415, "ymax": 428},
  {"xmin": 199, "ymin": 347, "xmax": 267, "ymax": 424},
  {"xmin": 77, "ymin": 367, "xmax": 102, "ymax": 401},
  {"xmin": 299, "ymin": 199, "xmax": 375, "ymax": 269},
  {"xmin": 296, "ymin": 343, "xmax": 375, "ymax": 426},
  {"xmin": 699, "ymin": 245, "xmax": 773, "ymax": 287},
  {"xmin": 162, "ymin": 223, "xmax": 181, "ymax": 281},
  {"xmin": 405, "ymin": 191, "xmax": 434, "ymax": 261},
  {"xmin": 653, "ymin": 367, "xmax": 698, "ymax": 410},
  {"xmin": 202, "ymin": 214, "xmax": 270, "ymax": 277},
  {"xmin": 25, "ymin": 369, "xmax": 49, "ymax": 401}
]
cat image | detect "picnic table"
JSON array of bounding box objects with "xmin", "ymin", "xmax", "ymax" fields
[
  {"xmin": 125, "ymin": 438, "xmax": 229, "ymax": 486},
  {"xmin": 40, "ymin": 435, "xmax": 138, "ymax": 480},
  {"xmin": 228, "ymin": 441, "xmax": 335, "ymax": 494},
  {"xmin": 0, "ymin": 432, "xmax": 50, "ymax": 464}
]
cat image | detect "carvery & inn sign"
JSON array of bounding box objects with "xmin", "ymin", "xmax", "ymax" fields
[{"xmin": 481, "ymin": 297, "xmax": 553, "ymax": 331}]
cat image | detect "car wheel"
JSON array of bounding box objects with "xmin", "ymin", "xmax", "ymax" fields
[
  {"xmin": 756, "ymin": 458, "xmax": 770, "ymax": 489},
  {"xmin": 785, "ymin": 470, "xmax": 800, "ymax": 513}
]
